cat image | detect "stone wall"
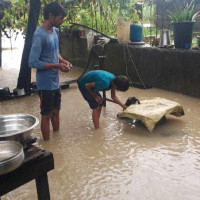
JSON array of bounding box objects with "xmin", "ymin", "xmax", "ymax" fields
[
  {"xmin": 104, "ymin": 44, "xmax": 200, "ymax": 98},
  {"xmin": 60, "ymin": 33, "xmax": 200, "ymax": 98}
]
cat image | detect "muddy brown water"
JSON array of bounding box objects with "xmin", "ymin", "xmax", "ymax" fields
[{"xmin": 1, "ymin": 44, "xmax": 200, "ymax": 200}]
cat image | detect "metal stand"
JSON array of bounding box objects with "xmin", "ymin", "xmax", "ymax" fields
[{"xmin": 87, "ymin": 42, "xmax": 116, "ymax": 107}]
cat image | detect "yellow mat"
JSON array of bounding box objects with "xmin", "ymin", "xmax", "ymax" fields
[{"xmin": 118, "ymin": 97, "xmax": 184, "ymax": 132}]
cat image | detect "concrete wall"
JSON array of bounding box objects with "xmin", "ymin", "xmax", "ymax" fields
[{"xmin": 60, "ymin": 33, "xmax": 200, "ymax": 98}]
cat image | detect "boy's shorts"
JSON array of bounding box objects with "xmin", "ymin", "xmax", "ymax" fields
[
  {"xmin": 39, "ymin": 89, "xmax": 61, "ymax": 115},
  {"xmin": 78, "ymin": 85, "xmax": 102, "ymax": 109}
]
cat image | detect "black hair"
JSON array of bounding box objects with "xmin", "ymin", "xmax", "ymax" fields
[
  {"xmin": 43, "ymin": 2, "xmax": 66, "ymax": 20},
  {"xmin": 113, "ymin": 75, "xmax": 129, "ymax": 91}
]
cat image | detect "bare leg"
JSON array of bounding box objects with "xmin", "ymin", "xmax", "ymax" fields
[
  {"xmin": 92, "ymin": 105, "xmax": 102, "ymax": 129},
  {"xmin": 41, "ymin": 114, "xmax": 51, "ymax": 140},
  {"xmin": 51, "ymin": 108, "xmax": 60, "ymax": 131}
]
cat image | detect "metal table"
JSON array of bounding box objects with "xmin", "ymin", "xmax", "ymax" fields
[{"xmin": 0, "ymin": 145, "xmax": 54, "ymax": 200}]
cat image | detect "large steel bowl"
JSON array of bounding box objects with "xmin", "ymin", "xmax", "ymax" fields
[
  {"xmin": 0, "ymin": 114, "xmax": 39, "ymax": 143},
  {"xmin": 0, "ymin": 141, "xmax": 24, "ymax": 175}
]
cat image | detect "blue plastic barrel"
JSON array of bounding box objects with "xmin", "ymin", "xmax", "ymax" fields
[{"xmin": 130, "ymin": 24, "xmax": 143, "ymax": 42}]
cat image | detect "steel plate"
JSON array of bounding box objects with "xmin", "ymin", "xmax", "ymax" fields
[{"xmin": 0, "ymin": 141, "xmax": 24, "ymax": 175}]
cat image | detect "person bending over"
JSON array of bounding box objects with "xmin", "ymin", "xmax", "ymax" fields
[
  {"xmin": 78, "ymin": 70, "xmax": 129, "ymax": 129},
  {"xmin": 29, "ymin": 2, "xmax": 72, "ymax": 140}
]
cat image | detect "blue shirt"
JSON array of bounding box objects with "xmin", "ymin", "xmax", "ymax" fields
[
  {"xmin": 28, "ymin": 26, "xmax": 60, "ymax": 90},
  {"xmin": 78, "ymin": 70, "xmax": 115, "ymax": 91}
]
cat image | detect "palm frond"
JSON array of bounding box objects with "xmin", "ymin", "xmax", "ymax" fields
[{"xmin": 168, "ymin": 0, "xmax": 199, "ymax": 22}]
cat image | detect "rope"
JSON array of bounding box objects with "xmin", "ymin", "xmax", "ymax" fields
[
  {"xmin": 124, "ymin": 43, "xmax": 146, "ymax": 89},
  {"xmin": 123, "ymin": 43, "xmax": 132, "ymax": 85}
]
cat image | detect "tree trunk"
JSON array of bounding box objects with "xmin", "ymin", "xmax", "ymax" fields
[
  {"xmin": 17, "ymin": 0, "xmax": 41, "ymax": 92},
  {"xmin": 0, "ymin": 19, "xmax": 2, "ymax": 67}
]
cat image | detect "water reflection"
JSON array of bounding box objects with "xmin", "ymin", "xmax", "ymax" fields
[{"xmin": 1, "ymin": 38, "xmax": 200, "ymax": 200}]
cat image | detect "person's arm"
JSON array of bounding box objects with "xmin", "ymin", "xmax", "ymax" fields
[
  {"xmin": 45, "ymin": 62, "xmax": 71, "ymax": 72},
  {"xmin": 28, "ymin": 35, "xmax": 45, "ymax": 70},
  {"xmin": 28, "ymin": 35, "xmax": 71, "ymax": 72},
  {"xmin": 85, "ymin": 82, "xmax": 103, "ymax": 105},
  {"xmin": 111, "ymin": 87, "xmax": 127, "ymax": 110}
]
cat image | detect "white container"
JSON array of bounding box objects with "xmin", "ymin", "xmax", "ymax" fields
[{"xmin": 116, "ymin": 18, "xmax": 131, "ymax": 42}]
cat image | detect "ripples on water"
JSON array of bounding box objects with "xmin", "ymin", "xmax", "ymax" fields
[{"xmin": 1, "ymin": 36, "xmax": 200, "ymax": 200}]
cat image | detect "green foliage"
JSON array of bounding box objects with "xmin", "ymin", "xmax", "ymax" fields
[
  {"xmin": 1, "ymin": 0, "xmax": 29, "ymax": 36},
  {"xmin": 142, "ymin": 3, "xmax": 156, "ymax": 24},
  {"xmin": 1, "ymin": 0, "xmax": 141, "ymax": 37},
  {"xmin": 168, "ymin": 0, "xmax": 200, "ymax": 22},
  {"xmin": 61, "ymin": 0, "xmax": 141, "ymax": 36}
]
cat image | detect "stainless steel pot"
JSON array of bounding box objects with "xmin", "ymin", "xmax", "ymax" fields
[
  {"xmin": 0, "ymin": 114, "xmax": 39, "ymax": 143},
  {"xmin": 159, "ymin": 29, "xmax": 171, "ymax": 47},
  {"xmin": 0, "ymin": 141, "xmax": 24, "ymax": 175}
]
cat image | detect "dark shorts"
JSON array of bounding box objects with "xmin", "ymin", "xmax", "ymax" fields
[
  {"xmin": 39, "ymin": 89, "xmax": 61, "ymax": 115},
  {"xmin": 78, "ymin": 85, "xmax": 102, "ymax": 109}
]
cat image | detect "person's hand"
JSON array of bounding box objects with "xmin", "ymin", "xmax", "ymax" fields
[
  {"xmin": 123, "ymin": 105, "xmax": 127, "ymax": 111},
  {"xmin": 63, "ymin": 60, "xmax": 73, "ymax": 69},
  {"xmin": 59, "ymin": 63, "xmax": 71, "ymax": 72},
  {"xmin": 95, "ymin": 96, "xmax": 103, "ymax": 105}
]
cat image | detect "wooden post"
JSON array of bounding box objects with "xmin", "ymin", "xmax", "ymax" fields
[
  {"xmin": 0, "ymin": 19, "xmax": 2, "ymax": 67},
  {"xmin": 36, "ymin": 173, "xmax": 50, "ymax": 200},
  {"xmin": 103, "ymin": 91, "xmax": 106, "ymax": 107},
  {"xmin": 17, "ymin": 0, "xmax": 41, "ymax": 92}
]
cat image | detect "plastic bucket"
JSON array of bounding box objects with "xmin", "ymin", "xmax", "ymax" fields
[
  {"xmin": 173, "ymin": 22, "xmax": 194, "ymax": 49},
  {"xmin": 130, "ymin": 24, "xmax": 143, "ymax": 42}
]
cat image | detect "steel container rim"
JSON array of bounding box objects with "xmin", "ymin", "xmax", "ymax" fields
[
  {"xmin": 0, "ymin": 113, "xmax": 39, "ymax": 138},
  {"xmin": 0, "ymin": 141, "xmax": 24, "ymax": 175}
]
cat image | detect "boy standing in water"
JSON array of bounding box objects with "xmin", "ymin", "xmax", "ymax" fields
[
  {"xmin": 29, "ymin": 2, "xmax": 72, "ymax": 140},
  {"xmin": 78, "ymin": 70, "xmax": 129, "ymax": 129}
]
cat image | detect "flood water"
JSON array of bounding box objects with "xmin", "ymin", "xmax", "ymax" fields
[{"xmin": 1, "ymin": 36, "xmax": 200, "ymax": 200}]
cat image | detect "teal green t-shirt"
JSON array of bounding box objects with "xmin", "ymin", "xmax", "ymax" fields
[{"xmin": 78, "ymin": 70, "xmax": 115, "ymax": 91}]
